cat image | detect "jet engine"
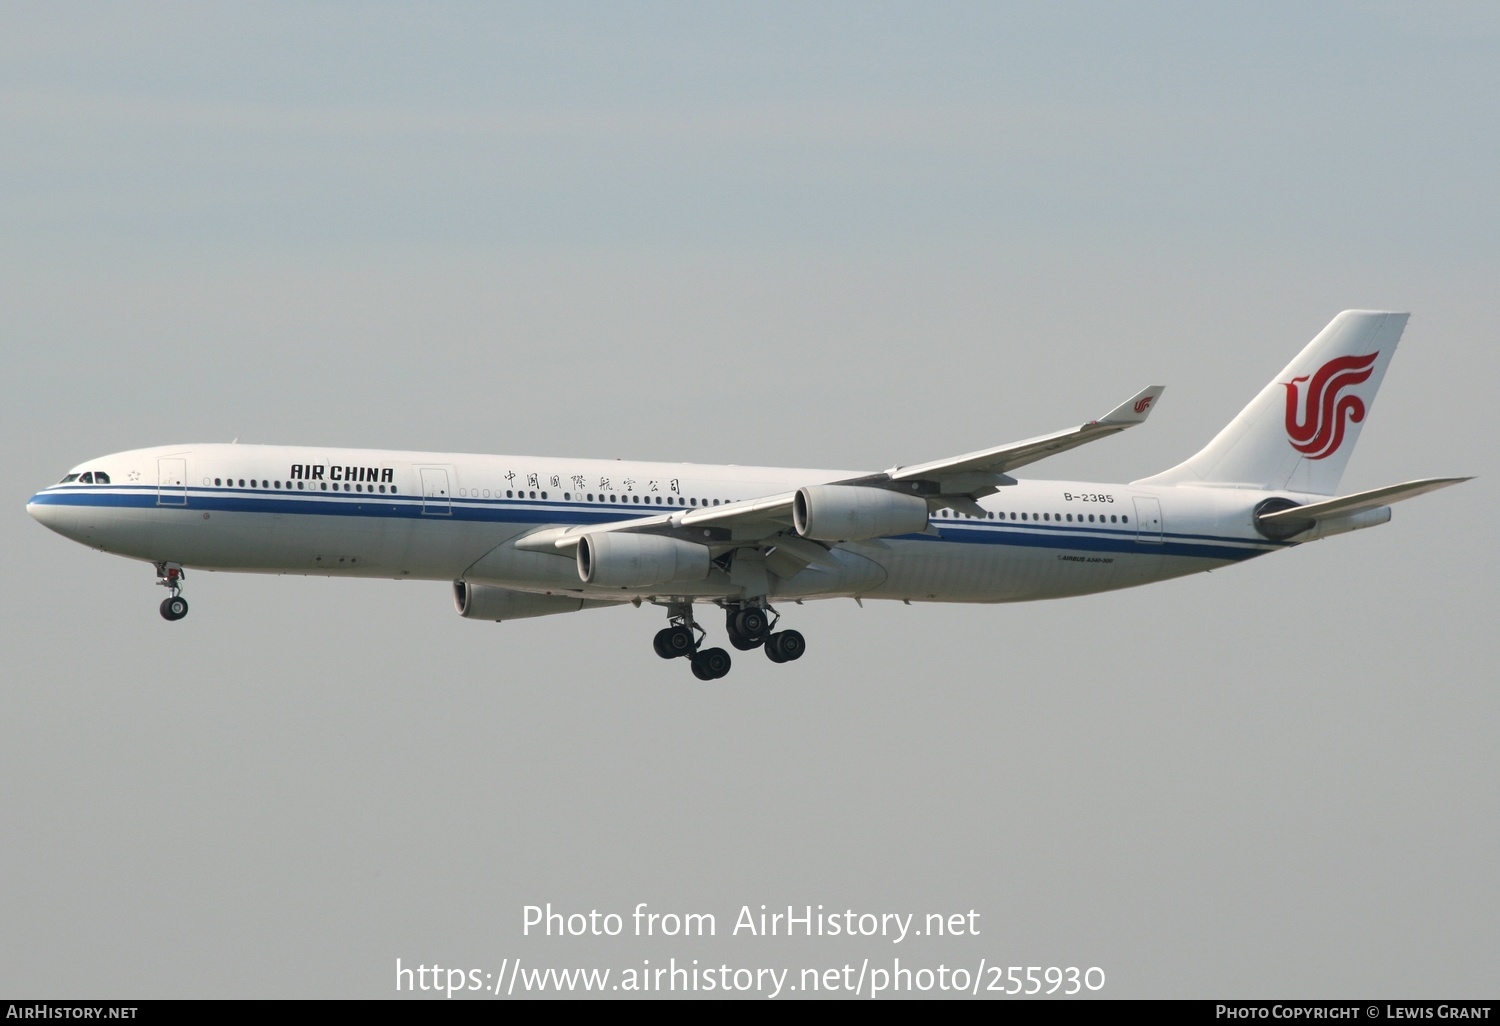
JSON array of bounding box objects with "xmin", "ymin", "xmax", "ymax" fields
[
  {"xmin": 793, "ymin": 485, "xmax": 930, "ymax": 542},
  {"xmin": 454, "ymin": 581, "xmax": 606, "ymax": 621},
  {"xmin": 576, "ymin": 532, "xmax": 712, "ymax": 588}
]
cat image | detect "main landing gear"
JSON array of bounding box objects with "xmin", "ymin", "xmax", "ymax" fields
[
  {"xmin": 156, "ymin": 562, "xmax": 188, "ymax": 621},
  {"xmin": 653, "ymin": 603, "xmax": 732, "ymax": 680},
  {"xmin": 652, "ymin": 602, "xmax": 805, "ymax": 680},
  {"xmin": 729, "ymin": 605, "xmax": 805, "ymax": 665}
]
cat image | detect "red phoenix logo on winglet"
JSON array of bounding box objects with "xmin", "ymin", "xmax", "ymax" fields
[
  {"xmin": 1134, "ymin": 396, "xmax": 1154, "ymax": 414},
  {"xmin": 1283, "ymin": 352, "xmax": 1378, "ymax": 460}
]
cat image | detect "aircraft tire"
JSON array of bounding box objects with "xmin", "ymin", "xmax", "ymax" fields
[
  {"xmin": 765, "ymin": 630, "xmax": 804, "ymax": 663},
  {"xmin": 774, "ymin": 629, "xmax": 805, "ymax": 661},
  {"xmin": 692, "ymin": 647, "xmax": 731, "ymax": 680},
  {"xmin": 653, "ymin": 629, "xmax": 674, "ymax": 659},
  {"xmin": 160, "ymin": 596, "xmax": 188, "ymax": 621},
  {"xmin": 764, "ymin": 634, "xmax": 787, "ymax": 663},
  {"xmin": 731, "ymin": 608, "xmax": 769, "ymax": 642},
  {"xmin": 664, "ymin": 625, "xmax": 694, "ymax": 658}
]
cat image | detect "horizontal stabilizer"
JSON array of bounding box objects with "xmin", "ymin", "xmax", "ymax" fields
[{"xmin": 1258, "ymin": 477, "xmax": 1472, "ymax": 525}]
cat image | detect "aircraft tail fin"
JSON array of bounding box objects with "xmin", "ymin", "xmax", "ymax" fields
[{"xmin": 1136, "ymin": 311, "xmax": 1408, "ymax": 494}]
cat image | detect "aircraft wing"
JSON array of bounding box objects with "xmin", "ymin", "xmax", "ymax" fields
[
  {"xmin": 515, "ymin": 385, "xmax": 1165, "ymax": 560},
  {"xmin": 515, "ymin": 492, "xmax": 797, "ymax": 555},
  {"xmin": 880, "ymin": 385, "xmax": 1164, "ymax": 491}
]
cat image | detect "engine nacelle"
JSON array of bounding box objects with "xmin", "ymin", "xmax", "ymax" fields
[
  {"xmin": 454, "ymin": 582, "xmax": 600, "ymax": 621},
  {"xmin": 576, "ymin": 532, "xmax": 712, "ymax": 589},
  {"xmin": 793, "ymin": 485, "xmax": 930, "ymax": 542}
]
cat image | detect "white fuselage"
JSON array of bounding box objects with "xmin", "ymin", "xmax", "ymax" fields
[{"xmin": 27, "ymin": 443, "xmax": 1293, "ymax": 607}]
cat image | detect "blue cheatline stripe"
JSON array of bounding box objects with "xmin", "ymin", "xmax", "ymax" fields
[
  {"xmin": 914, "ymin": 524, "xmax": 1273, "ymax": 563},
  {"xmin": 29, "ymin": 487, "xmax": 1277, "ymax": 563}
]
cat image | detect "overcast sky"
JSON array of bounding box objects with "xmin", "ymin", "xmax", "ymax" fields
[{"xmin": 3, "ymin": 2, "xmax": 1496, "ymax": 999}]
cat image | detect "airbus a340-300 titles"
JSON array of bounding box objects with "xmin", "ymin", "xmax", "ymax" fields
[{"xmin": 28, "ymin": 311, "xmax": 1469, "ymax": 680}]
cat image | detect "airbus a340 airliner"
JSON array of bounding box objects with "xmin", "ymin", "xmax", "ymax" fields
[{"xmin": 28, "ymin": 311, "xmax": 1468, "ymax": 679}]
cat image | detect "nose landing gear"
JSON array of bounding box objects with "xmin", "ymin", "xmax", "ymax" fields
[{"xmin": 156, "ymin": 562, "xmax": 188, "ymax": 621}]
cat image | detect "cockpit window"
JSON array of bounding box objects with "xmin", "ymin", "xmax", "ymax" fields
[
  {"xmin": 94, "ymin": 471, "xmax": 110, "ymax": 484},
  {"xmin": 78, "ymin": 472, "xmax": 94, "ymax": 484},
  {"xmin": 59, "ymin": 473, "xmax": 79, "ymax": 483}
]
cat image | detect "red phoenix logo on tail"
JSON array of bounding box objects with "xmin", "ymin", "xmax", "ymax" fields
[
  {"xmin": 1133, "ymin": 396, "xmax": 1154, "ymax": 414},
  {"xmin": 1283, "ymin": 352, "xmax": 1378, "ymax": 460}
]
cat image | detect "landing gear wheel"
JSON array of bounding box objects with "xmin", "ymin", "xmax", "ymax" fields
[
  {"xmin": 732, "ymin": 607, "xmax": 769, "ymax": 640},
  {"xmin": 665, "ymin": 625, "xmax": 694, "ymax": 657},
  {"xmin": 727, "ymin": 607, "xmax": 770, "ymax": 649},
  {"xmin": 160, "ymin": 596, "xmax": 189, "ymax": 621},
  {"xmin": 653, "ymin": 625, "xmax": 694, "ymax": 659},
  {"xmin": 764, "ymin": 629, "xmax": 804, "ymax": 663},
  {"xmin": 691, "ymin": 647, "xmax": 732, "ymax": 680}
]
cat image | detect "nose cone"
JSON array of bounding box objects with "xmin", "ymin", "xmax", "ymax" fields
[
  {"xmin": 27, "ymin": 494, "xmax": 55, "ymax": 527},
  {"xmin": 27, "ymin": 491, "xmax": 87, "ymax": 542}
]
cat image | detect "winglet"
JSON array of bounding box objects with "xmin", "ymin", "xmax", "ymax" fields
[{"xmin": 1100, "ymin": 386, "xmax": 1165, "ymax": 426}]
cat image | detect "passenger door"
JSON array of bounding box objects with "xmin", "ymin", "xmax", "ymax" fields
[
  {"xmin": 157, "ymin": 457, "xmax": 188, "ymax": 506},
  {"xmin": 419, "ymin": 467, "xmax": 452, "ymax": 516},
  {"xmin": 1132, "ymin": 495, "xmax": 1163, "ymax": 543}
]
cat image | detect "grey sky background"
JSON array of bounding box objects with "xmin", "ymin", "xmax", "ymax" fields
[{"xmin": 3, "ymin": 2, "xmax": 1496, "ymax": 998}]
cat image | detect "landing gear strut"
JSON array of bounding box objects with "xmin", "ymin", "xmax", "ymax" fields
[{"xmin": 156, "ymin": 562, "xmax": 188, "ymax": 621}]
